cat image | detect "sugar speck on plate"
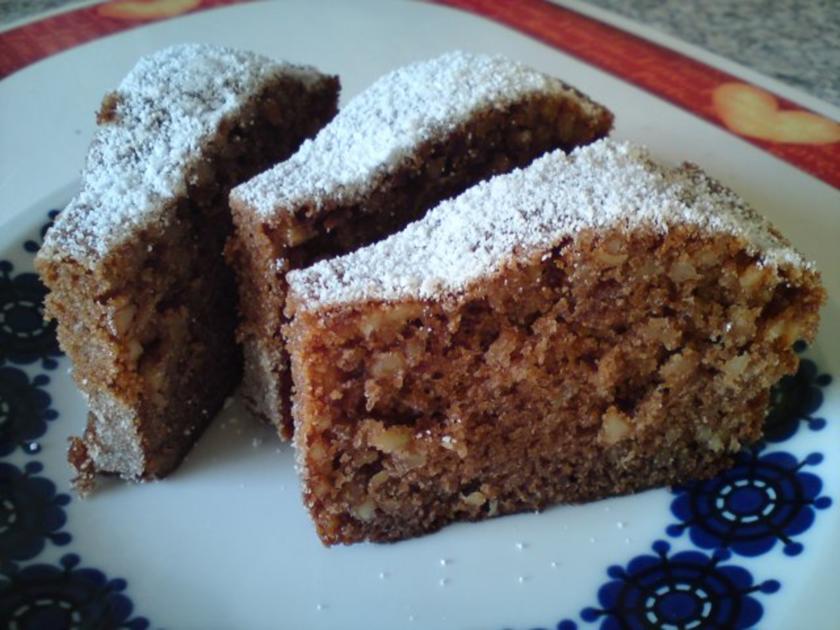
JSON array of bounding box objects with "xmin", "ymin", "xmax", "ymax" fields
[
  {"xmin": 379, "ymin": 571, "xmax": 389, "ymax": 580},
  {"xmin": 316, "ymin": 603, "xmax": 325, "ymax": 612},
  {"xmin": 625, "ymin": 537, "xmax": 632, "ymax": 544},
  {"xmin": 515, "ymin": 541, "xmax": 526, "ymax": 550},
  {"xmin": 550, "ymin": 561, "xmax": 559, "ymax": 569},
  {"xmin": 439, "ymin": 577, "xmax": 450, "ymax": 587},
  {"xmin": 439, "ymin": 558, "xmax": 450, "ymax": 566},
  {"xmin": 517, "ymin": 575, "xmax": 527, "ymax": 584},
  {"xmin": 616, "ymin": 520, "xmax": 626, "ymax": 529},
  {"xmin": 251, "ymin": 437, "xmax": 263, "ymax": 448},
  {"xmin": 408, "ymin": 614, "xmax": 415, "ymax": 622},
  {"xmin": 588, "ymin": 537, "xmax": 597, "ymax": 543}
]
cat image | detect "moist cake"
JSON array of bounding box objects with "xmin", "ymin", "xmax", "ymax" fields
[
  {"xmin": 228, "ymin": 50, "xmax": 613, "ymax": 437},
  {"xmin": 284, "ymin": 140, "xmax": 825, "ymax": 545},
  {"xmin": 36, "ymin": 44, "xmax": 339, "ymax": 492}
]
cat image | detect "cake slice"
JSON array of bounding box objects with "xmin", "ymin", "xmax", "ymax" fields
[
  {"xmin": 35, "ymin": 44, "xmax": 339, "ymax": 491},
  {"xmin": 228, "ymin": 50, "xmax": 613, "ymax": 437},
  {"xmin": 284, "ymin": 140, "xmax": 825, "ymax": 545}
]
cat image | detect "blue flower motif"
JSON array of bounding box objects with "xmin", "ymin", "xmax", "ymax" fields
[
  {"xmin": 0, "ymin": 261, "xmax": 61, "ymax": 369},
  {"xmin": 578, "ymin": 540, "xmax": 779, "ymax": 629},
  {"xmin": 0, "ymin": 366, "xmax": 58, "ymax": 457},
  {"xmin": 22, "ymin": 209, "xmax": 60, "ymax": 255},
  {"xmin": 0, "ymin": 461, "xmax": 71, "ymax": 561},
  {"xmin": 0, "ymin": 554, "xmax": 149, "ymax": 629},
  {"xmin": 504, "ymin": 622, "xmax": 577, "ymax": 630},
  {"xmin": 668, "ymin": 450, "xmax": 831, "ymax": 557},
  {"xmin": 763, "ymin": 343, "xmax": 832, "ymax": 443}
]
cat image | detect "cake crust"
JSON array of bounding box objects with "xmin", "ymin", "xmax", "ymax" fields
[{"xmin": 285, "ymin": 140, "xmax": 824, "ymax": 545}]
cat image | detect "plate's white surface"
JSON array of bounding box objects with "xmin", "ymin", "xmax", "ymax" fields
[{"xmin": 1, "ymin": 2, "xmax": 838, "ymax": 629}]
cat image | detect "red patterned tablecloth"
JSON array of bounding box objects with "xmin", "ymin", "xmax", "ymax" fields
[{"xmin": 2, "ymin": 0, "xmax": 838, "ymax": 189}]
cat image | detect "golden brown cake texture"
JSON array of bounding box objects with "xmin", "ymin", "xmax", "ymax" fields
[
  {"xmin": 228, "ymin": 50, "xmax": 613, "ymax": 438},
  {"xmin": 35, "ymin": 44, "xmax": 339, "ymax": 492},
  {"xmin": 284, "ymin": 140, "xmax": 825, "ymax": 545}
]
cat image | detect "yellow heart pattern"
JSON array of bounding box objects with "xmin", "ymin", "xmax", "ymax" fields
[
  {"xmin": 713, "ymin": 82, "xmax": 840, "ymax": 145},
  {"xmin": 97, "ymin": 0, "xmax": 201, "ymax": 21}
]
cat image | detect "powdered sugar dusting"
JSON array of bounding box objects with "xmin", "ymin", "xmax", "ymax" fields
[
  {"xmin": 288, "ymin": 140, "xmax": 812, "ymax": 310},
  {"xmin": 232, "ymin": 50, "xmax": 604, "ymax": 218},
  {"xmin": 40, "ymin": 43, "xmax": 326, "ymax": 264}
]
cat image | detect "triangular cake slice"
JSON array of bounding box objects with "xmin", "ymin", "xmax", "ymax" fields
[
  {"xmin": 284, "ymin": 140, "xmax": 824, "ymax": 544},
  {"xmin": 228, "ymin": 50, "xmax": 613, "ymax": 438},
  {"xmin": 36, "ymin": 44, "xmax": 339, "ymax": 492}
]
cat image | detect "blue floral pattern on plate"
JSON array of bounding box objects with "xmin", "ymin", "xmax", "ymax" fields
[
  {"xmin": 0, "ymin": 261, "xmax": 61, "ymax": 370},
  {"xmin": 763, "ymin": 342, "xmax": 832, "ymax": 443},
  {"xmin": 667, "ymin": 450, "xmax": 831, "ymax": 557},
  {"xmin": 579, "ymin": 541, "xmax": 780, "ymax": 629},
  {"xmin": 0, "ymin": 209, "xmax": 152, "ymax": 628},
  {"xmin": 0, "ymin": 554, "xmax": 149, "ymax": 630},
  {"xmin": 0, "ymin": 461, "xmax": 71, "ymax": 562},
  {"xmin": 0, "ymin": 367, "xmax": 58, "ymax": 457}
]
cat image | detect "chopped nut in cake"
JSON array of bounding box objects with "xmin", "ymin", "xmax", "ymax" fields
[
  {"xmin": 284, "ymin": 139, "xmax": 825, "ymax": 545},
  {"xmin": 36, "ymin": 44, "xmax": 340, "ymax": 492},
  {"xmin": 228, "ymin": 50, "xmax": 614, "ymax": 437}
]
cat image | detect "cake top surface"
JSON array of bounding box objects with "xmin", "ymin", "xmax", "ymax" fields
[
  {"xmin": 40, "ymin": 43, "xmax": 326, "ymax": 264},
  {"xmin": 232, "ymin": 50, "xmax": 605, "ymax": 218},
  {"xmin": 288, "ymin": 139, "xmax": 813, "ymax": 311}
]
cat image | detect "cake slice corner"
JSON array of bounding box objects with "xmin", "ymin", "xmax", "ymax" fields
[{"xmin": 284, "ymin": 139, "xmax": 825, "ymax": 544}]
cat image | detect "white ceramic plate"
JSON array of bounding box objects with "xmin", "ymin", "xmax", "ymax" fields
[{"xmin": 1, "ymin": 2, "xmax": 838, "ymax": 628}]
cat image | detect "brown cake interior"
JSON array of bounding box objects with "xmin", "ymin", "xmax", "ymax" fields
[
  {"xmin": 229, "ymin": 94, "xmax": 613, "ymax": 437},
  {"xmin": 39, "ymin": 75, "xmax": 339, "ymax": 489},
  {"xmin": 285, "ymin": 226, "xmax": 824, "ymax": 544}
]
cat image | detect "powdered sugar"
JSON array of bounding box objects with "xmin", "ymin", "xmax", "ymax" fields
[
  {"xmin": 232, "ymin": 50, "xmax": 604, "ymax": 218},
  {"xmin": 39, "ymin": 43, "xmax": 326, "ymax": 264},
  {"xmin": 287, "ymin": 140, "xmax": 812, "ymax": 310}
]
